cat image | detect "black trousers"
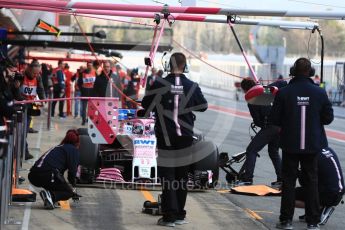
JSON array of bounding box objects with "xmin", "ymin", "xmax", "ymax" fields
[
  {"xmin": 81, "ymin": 99, "xmax": 88, "ymax": 123},
  {"xmin": 51, "ymin": 90, "xmax": 64, "ymax": 117},
  {"xmin": 158, "ymin": 136, "xmax": 193, "ymax": 222},
  {"xmin": 28, "ymin": 171, "xmax": 74, "ymax": 202},
  {"xmin": 296, "ymin": 187, "xmax": 343, "ymax": 207},
  {"xmin": 243, "ymin": 125, "xmax": 282, "ymax": 181},
  {"xmin": 280, "ymin": 152, "xmax": 320, "ymax": 225},
  {"xmin": 25, "ymin": 115, "xmax": 31, "ymax": 158}
]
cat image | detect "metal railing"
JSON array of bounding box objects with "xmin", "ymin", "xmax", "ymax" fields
[{"xmin": 0, "ymin": 105, "xmax": 32, "ymax": 227}]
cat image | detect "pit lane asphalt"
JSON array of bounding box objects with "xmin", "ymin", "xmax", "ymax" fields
[
  {"xmin": 3, "ymin": 103, "xmax": 266, "ymax": 230},
  {"xmin": 4, "ymin": 92, "xmax": 345, "ymax": 230},
  {"xmin": 200, "ymin": 92, "xmax": 345, "ymax": 230}
]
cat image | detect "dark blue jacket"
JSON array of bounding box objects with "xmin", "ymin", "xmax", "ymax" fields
[
  {"xmin": 31, "ymin": 144, "xmax": 79, "ymax": 186},
  {"xmin": 53, "ymin": 69, "xmax": 65, "ymax": 92},
  {"xmin": 270, "ymin": 79, "xmax": 288, "ymax": 89},
  {"xmin": 318, "ymin": 147, "xmax": 344, "ymax": 195},
  {"xmin": 142, "ymin": 74, "xmax": 207, "ymax": 147},
  {"xmin": 247, "ymin": 80, "xmax": 287, "ymax": 128},
  {"xmin": 270, "ymin": 76, "xmax": 333, "ymax": 153},
  {"xmin": 248, "ymin": 104, "xmax": 271, "ymax": 128}
]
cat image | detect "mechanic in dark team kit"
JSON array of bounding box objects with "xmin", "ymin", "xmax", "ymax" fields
[
  {"xmin": 271, "ymin": 58, "xmax": 334, "ymax": 230},
  {"xmin": 239, "ymin": 78, "xmax": 285, "ymax": 186},
  {"xmin": 28, "ymin": 130, "xmax": 80, "ymax": 209},
  {"xmin": 142, "ymin": 52, "xmax": 208, "ymax": 227},
  {"xmin": 295, "ymin": 147, "xmax": 344, "ymax": 225}
]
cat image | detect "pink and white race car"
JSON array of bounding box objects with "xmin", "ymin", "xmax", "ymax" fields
[{"xmin": 77, "ymin": 98, "xmax": 219, "ymax": 188}]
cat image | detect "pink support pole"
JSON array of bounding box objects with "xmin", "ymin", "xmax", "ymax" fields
[
  {"xmin": 142, "ymin": 19, "xmax": 167, "ymax": 88},
  {"xmin": 1, "ymin": 4, "xmax": 64, "ymax": 12},
  {"xmin": 2, "ymin": 0, "xmax": 345, "ymax": 19},
  {"xmin": 227, "ymin": 20, "xmax": 259, "ymax": 83},
  {"xmin": 0, "ymin": 0, "xmax": 222, "ymax": 15},
  {"xmin": 151, "ymin": 19, "xmax": 167, "ymax": 63}
]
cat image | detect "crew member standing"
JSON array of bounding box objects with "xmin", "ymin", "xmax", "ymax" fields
[
  {"xmin": 142, "ymin": 52, "xmax": 208, "ymax": 227},
  {"xmin": 51, "ymin": 60, "xmax": 66, "ymax": 118},
  {"xmin": 0, "ymin": 59, "xmax": 18, "ymax": 139},
  {"xmin": 271, "ymin": 58, "xmax": 334, "ymax": 230},
  {"xmin": 21, "ymin": 61, "xmax": 45, "ymax": 159},
  {"xmin": 63, "ymin": 63, "xmax": 73, "ymax": 116},
  {"xmin": 72, "ymin": 66, "xmax": 84, "ymax": 118},
  {"xmin": 78, "ymin": 61, "xmax": 96, "ymax": 125},
  {"xmin": 92, "ymin": 60, "xmax": 122, "ymax": 99},
  {"xmin": 239, "ymin": 78, "xmax": 283, "ymax": 186}
]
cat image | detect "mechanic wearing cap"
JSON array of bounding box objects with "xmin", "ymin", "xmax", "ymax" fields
[
  {"xmin": 296, "ymin": 147, "xmax": 344, "ymax": 225},
  {"xmin": 238, "ymin": 77, "xmax": 285, "ymax": 186},
  {"xmin": 28, "ymin": 129, "xmax": 80, "ymax": 209},
  {"xmin": 142, "ymin": 52, "xmax": 208, "ymax": 227},
  {"xmin": 271, "ymin": 57, "xmax": 334, "ymax": 230}
]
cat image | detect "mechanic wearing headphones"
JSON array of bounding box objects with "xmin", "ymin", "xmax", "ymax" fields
[
  {"xmin": 239, "ymin": 78, "xmax": 284, "ymax": 186},
  {"xmin": 28, "ymin": 129, "xmax": 80, "ymax": 209},
  {"xmin": 142, "ymin": 52, "xmax": 208, "ymax": 227},
  {"xmin": 271, "ymin": 57, "xmax": 334, "ymax": 230}
]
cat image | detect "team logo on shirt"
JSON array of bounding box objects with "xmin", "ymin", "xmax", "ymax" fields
[
  {"xmin": 297, "ymin": 96, "xmax": 310, "ymax": 106},
  {"xmin": 170, "ymin": 85, "xmax": 184, "ymax": 95}
]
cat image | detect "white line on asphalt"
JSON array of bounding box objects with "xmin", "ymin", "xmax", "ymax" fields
[
  {"xmin": 21, "ymin": 120, "xmax": 43, "ymax": 230},
  {"xmin": 20, "ymin": 185, "xmax": 34, "ymax": 230}
]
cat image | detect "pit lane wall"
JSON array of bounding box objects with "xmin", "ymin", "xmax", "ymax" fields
[{"xmin": 187, "ymin": 56, "xmax": 342, "ymax": 98}]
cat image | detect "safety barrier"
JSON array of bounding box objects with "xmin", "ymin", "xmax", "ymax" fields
[{"xmin": 0, "ymin": 105, "xmax": 34, "ymax": 227}]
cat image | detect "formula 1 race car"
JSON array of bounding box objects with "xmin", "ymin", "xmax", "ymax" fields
[{"xmin": 77, "ymin": 98, "xmax": 219, "ymax": 188}]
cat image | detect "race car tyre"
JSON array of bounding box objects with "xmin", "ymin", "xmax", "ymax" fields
[
  {"xmin": 77, "ymin": 166, "xmax": 95, "ymax": 184},
  {"xmin": 191, "ymin": 141, "xmax": 219, "ymax": 188},
  {"xmin": 79, "ymin": 134, "xmax": 99, "ymax": 170},
  {"xmin": 77, "ymin": 128, "xmax": 88, "ymax": 136}
]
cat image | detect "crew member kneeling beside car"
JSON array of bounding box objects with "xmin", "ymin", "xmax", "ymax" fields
[
  {"xmin": 28, "ymin": 129, "xmax": 80, "ymax": 209},
  {"xmin": 295, "ymin": 147, "xmax": 344, "ymax": 225}
]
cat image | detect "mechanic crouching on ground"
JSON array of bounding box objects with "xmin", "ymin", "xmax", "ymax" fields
[
  {"xmin": 238, "ymin": 78, "xmax": 283, "ymax": 186},
  {"xmin": 270, "ymin": 58, "xmax": 334, "ymax": 230},
  {"xmin": 28, "ymin": 129, "xmax": 80, "ymax": 209},
  {"xmin": 142, "ymin": 52, "xmax": 208, "ymax": 227},
  {"xmin": 295, "ymin": 147, "xmax": 344, "ymax": 225}
]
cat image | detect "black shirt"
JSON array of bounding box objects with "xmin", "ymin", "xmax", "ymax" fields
[
  {"xmin": 142, "ymin": 73, "xmax": 207, "ymax": 147},
  {"xmin": 247, "ymin": 80, "xmax": 287, "ymax": 128},
  {"xmin": 92, "ymin": 71, "xmax": 122, "ymax": 98},
  {"xmin": 318, "ymin": 147, "xmax": 344, "ymax": 195},
  {"xmin": 270, "ymin": 76, "xmax": 333, "ymax": 153},
  {"xmin": 32, "ymin": 144, "xmax": 79, "ymax": 185}
]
